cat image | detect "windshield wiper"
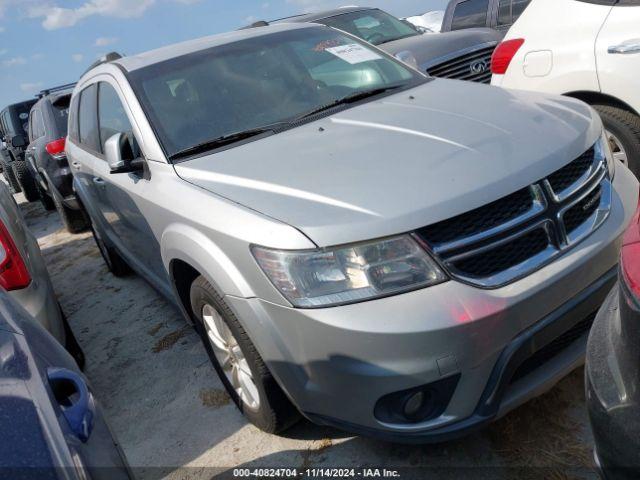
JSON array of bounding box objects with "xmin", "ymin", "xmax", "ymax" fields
[
  {"xmin": 296, "ymin": 85, "xmax": 405, "ymax": 120},
  {"xmin": 169, "ymin": 122, "xmax": 290, "ymax": 160}
]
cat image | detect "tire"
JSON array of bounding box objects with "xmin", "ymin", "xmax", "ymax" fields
[
  {"xmin": 36, "ymin": 181, "xmax": 55, "ymax": 211},
  {"xmin": 1, "ymin": 157, "xmax": 21, "ymax": 193},
  {"xmin": 593, "ymin": 105, "xmax": 640, "ymax": 177},
  {"xmin": 52, "ymin": 191, "xmax": 90, "ymax": 233},
  {"xmin": 12, "ymin": 160, "xmax": 39, "ymax": 202},
  {"xmin": 190, "ymin": 275, "xmax": 299, "ymax": 433},
  {"xmin": 89, "ymin": 221, "xmax": 131, "ymax": 276}
]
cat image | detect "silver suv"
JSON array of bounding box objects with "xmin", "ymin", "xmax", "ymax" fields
[{"xmin": 67, "ymin": 23, "xmax": 638, "ymax": 441}]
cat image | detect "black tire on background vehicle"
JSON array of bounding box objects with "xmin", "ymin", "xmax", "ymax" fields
[
  {"xmin": 1, "ymin": 157, "xmax": 21, "ymax": 193},
  {"xmin": 36, "ymin": 181, "xmax": 55, "ymax": 211},
  {"xmin": 89, "ymin": 221, "xmax": 131, "ymax": 276},
  {"xmin": 52, "ymin": 191, "xmax": 90, "ymax": 233},
  {"xmin": 593, "ymin": 105, "xmax": 640, "ymax": 177},
  {"xmin": 190, "ymin": 275, "xmax": 300, "ymax": 433},
  {"xmin": 12, "ymin": 160, "xmax": 39, "ymax": 202}
]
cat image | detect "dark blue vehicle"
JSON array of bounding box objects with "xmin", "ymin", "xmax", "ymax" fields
[{"xmin": 0, "ymin": 290, "xmax": 132, "ymax": 480}]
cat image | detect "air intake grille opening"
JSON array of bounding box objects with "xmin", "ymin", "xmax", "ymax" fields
[
  {"xmin": 451, "ymin": 228, "xmax": 549, "ymax": 279},
  {"xmin": 427, "ymin": 46, "xmax": 495, "ymax": 84},
  {"xmin": 563, "ymin": 185, "xmax": 602, "ymax": 234},
  {"xmin": 547, "ymin": 147, "xmax": 595, "ymax": 194}
]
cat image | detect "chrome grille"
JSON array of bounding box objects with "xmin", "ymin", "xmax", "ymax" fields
[
  {"xmin": 417, "ymin": 145, "xmax": 612, "ymax": 288},
  {"xmin": 426, "ymin": 45, "xmax": 496, "ymax": 84}
]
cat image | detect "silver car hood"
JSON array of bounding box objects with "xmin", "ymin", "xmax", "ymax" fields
[{"xmin": 175, "ymin": 80, "xmax": 601, "ymax": 247}]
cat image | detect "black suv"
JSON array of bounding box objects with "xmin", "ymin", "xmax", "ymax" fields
[
  {"xmin": 26, "ymin": 85, "xmax": 88, "ymax": 233},
  {"xmin": 0, "ymin": 99, "xmax": 39, "ymax": 198}
]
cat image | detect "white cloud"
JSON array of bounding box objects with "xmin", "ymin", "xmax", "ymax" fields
[
  {"xmin": 3, "ymin": 56, "xmax": 26, "ymax": 67},
  {"xmin": 244, "ymin": 15, "xmax": 258, "ymax": 24},
  {"xmin": 20, "ymin": 82, "xmax": 43, "ymax": 92},
  {"xmin": 31, "ymin": 52, "xmax": 44, "ymax": 60},
  {"xmin": 29, "ymin": 0, "xmax": 156, "ymax": 30},
  {"xmin": 94, "ymin": 36, "xmax": 118, "ymax": 47},
  {"xmin": 27, "ymin": 0, "xmax": 201, "ymax": 30},
  {"xmin": 72, "ymin": 53, "xmax": 84, "ymax": 62},
  {"xmin": 0, "ymin": 48, "xmax": 6, "ymax": 56},
  {"xmin": 0, "ymin": 26, "xmax": 5, "ymax": 32}
]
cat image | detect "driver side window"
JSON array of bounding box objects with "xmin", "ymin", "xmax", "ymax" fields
[{"xmin": 97, "ymin": 82, "xmax": 137, "ymax": 158}]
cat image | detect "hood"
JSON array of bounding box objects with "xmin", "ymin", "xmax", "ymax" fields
[
  {"xmin": 378, "ymin": 28, "xmax": 503, "ymax": 71},
  {"xmin": 175, "ymin": 80, "xmax": 601, "ymax": 247}
]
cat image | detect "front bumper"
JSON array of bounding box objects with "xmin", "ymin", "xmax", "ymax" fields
[{"xmin": 227, "ymin": 164, "xmax": 638, "ymax": 442}]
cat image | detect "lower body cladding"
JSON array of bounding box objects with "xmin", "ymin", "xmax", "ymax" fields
[{"xmin": 226, "ymin": 166, "xmax": 638, "ymax": 443}]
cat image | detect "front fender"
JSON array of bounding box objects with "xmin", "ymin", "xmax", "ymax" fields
[{"xmin": 161, "ymin": 223, "xmax": 255, "ymax": 299}]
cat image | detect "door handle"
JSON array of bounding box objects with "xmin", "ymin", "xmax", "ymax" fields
[
  {"xmin": 608, "ymin": 40, "xmax": 640, "ymax": 54},
  {"xmin": 92, "ymin": 177, "xmax": 105, "ymax": 185},
  {"xmin": 71, "ymin": 161, "xmax": 82, "ymax": 171},
  {"xmin": 47, "ymin": 368, "xmax": 95, "ymax": 442}
]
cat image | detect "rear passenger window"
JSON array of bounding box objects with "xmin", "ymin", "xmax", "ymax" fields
[
  {"xmin": 78, "ymin": 84, "xmax": 100, "ymax": 152},
  {"xmin": 511, "ymin": 0, "xmax": 530, "ymax": 22},
  {"xmin": 97, "ymin": 83, "xmax": 135, "ymax": 153},
  {"xmin": 497, "ymin": 0, "xmax": 512, "ymax": 25},
  {"xmin": 451, "ymin": 0, "xmax": 490, "ymax": 30},
  {"xmin": 32, "ymin": 110, "xmax": 45, "ymax": 139},
  {"xmin": 68, "ymin": 94, "xmax": 80, "ymax": 142}
]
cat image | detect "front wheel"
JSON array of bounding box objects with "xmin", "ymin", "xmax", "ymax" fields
[
  {"xmin": 190, "ymin": 276, "xmax": 299, "ymax": 433},
  {"xmin": 593, "ymin": 105, "xmax": 640, "ymax": 177},
  {"xmin": 1, "ymin": 157, "xmax": 21, "ymax": 194}
]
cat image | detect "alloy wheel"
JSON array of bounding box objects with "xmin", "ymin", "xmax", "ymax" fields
[
  {"xmin": 201, "ymin": 303, "xmax": 260, "ymax": 410},
  {"xmin": 605, "ymin": 129, "xmax": 628, "ymax": 165}
]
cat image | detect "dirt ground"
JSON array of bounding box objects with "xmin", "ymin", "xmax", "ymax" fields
[{"xmin": 20, "ymin": 194, "xmax": 599, "ymax": 480}]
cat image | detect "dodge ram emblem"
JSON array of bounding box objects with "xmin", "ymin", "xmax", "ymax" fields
[{"xmin": 470, "ymin": 60, "xmax": 488, "ymax": 74}]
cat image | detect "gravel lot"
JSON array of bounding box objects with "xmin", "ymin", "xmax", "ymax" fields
[{"xmin": 20, "ymin": 194, "xmax": 599, "ymax": 480}]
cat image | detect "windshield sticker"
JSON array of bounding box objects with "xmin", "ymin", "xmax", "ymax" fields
[
  {"xmin": 313, "ymin": 39, "xmax": 343, "ymax": 52},
  {"xmin": 325, "ymin": 44, "xmax": 382, "ymax": 64}
]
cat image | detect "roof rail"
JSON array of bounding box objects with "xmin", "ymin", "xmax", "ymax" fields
[
  {"xmin": 37, "ymin": 82, "xmax": 77, "ymax": 98},
  {"xmin": 82, "ymin": 51, "xmax": 124, "ymax": 76},
  {"xmin": 239, "ymin": 20, "xmax": 269, "ymax": 30}
]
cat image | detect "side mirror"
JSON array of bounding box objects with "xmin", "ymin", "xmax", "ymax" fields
[
  {"xmin": 105, "ymin": 133, "xmax": 144, "ymax": 174},
  {"xmin": 11, "ymin": 136, "xmax": 26, "ymax": 148}
]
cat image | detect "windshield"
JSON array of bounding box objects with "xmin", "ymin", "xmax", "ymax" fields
[
  {"xmin": 129, "ymin": 27, "xmax": 422, "ymax": 159},
  {"xmin": 320, "ymin": 9, "xmax": 420, "ymax": 46}
]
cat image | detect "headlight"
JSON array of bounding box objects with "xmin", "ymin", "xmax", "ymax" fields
[
  {"xmin": 252, "ymin": 235, "xmax": 447, "ymax": 308},
  {"xmin": 596, "ymin": 130, "xmax": 615, "ymax": 179}
]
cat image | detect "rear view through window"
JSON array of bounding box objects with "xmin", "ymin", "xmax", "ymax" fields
[{"xmin": 451, "ymin": 0, "xmax": 490, "ymax": 30}]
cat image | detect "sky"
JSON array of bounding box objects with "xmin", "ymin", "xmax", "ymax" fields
[{"xmin": 0, "ymin": 0, "xmax": 448, "ymax": 108}]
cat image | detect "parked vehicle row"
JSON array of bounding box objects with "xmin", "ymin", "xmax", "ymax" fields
[{"xmin": 247, "ymin": 7, "xmax": 502, "ymax": 83}]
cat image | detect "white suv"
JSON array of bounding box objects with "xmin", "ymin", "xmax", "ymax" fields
[{"xmin": 491, "ymin": 0, "xmax": 640, "ymax": 176}]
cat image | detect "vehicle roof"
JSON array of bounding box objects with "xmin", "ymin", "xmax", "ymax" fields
[
  {"xmin": 271, "ymin": 6, "xmax": 374, "ymax": 24},
  {"xmin": 111, "ymin": 22, "xmax": 320, "ymax": 73},
  {"xmin": 1, "ymin": 99, "xmax": 37, "ymax": 114}
]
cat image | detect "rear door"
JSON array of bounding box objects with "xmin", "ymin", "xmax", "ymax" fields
[
  {"xmin": 595, "ymin": 0, "xmax": 640, "ymax": 115},
  {"xmin": 66, "ymin": 84, "xmax": 101, "ymax": 213}
]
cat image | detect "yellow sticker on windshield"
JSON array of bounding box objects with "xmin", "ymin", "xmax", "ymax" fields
[{"xmin": 325, "ymin": 44, "xmax": 382, "ymax": 64}]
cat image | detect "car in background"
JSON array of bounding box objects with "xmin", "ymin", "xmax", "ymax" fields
[
  {"xmin": 0, "ymin": 179, "xmax": 84, "ymax": 367},
  {"xmin": 586, "ymin": 204, "xmax": 640, "ymax": 479},
  {"xmin": 443, "ymin": 0, "xmax": 531, "ymax": 33},
  {"xmin": 0, "ymin": 289, "xmax": 132, "ymax": 479},
  {"xmin": 404, "ymin": 11, "xmax": 444, "ymax": 33},
  {"xmin": 491, "ymin": 0, "xmax": 640, "ymax": 179},
  {"xmin": 0, "ymin": 99, "xmax": 39, "ymax": 199},
  {"xmin": 65, "ymin": 23, "xmax": 638, "ymax": 441},
  {"xmin": 27, "ymin": 84, "xmax": 89, "ymax": 233},
  {"xmin": 257, "ymin": 7, "xmax": 503, "ymax": 84}
]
